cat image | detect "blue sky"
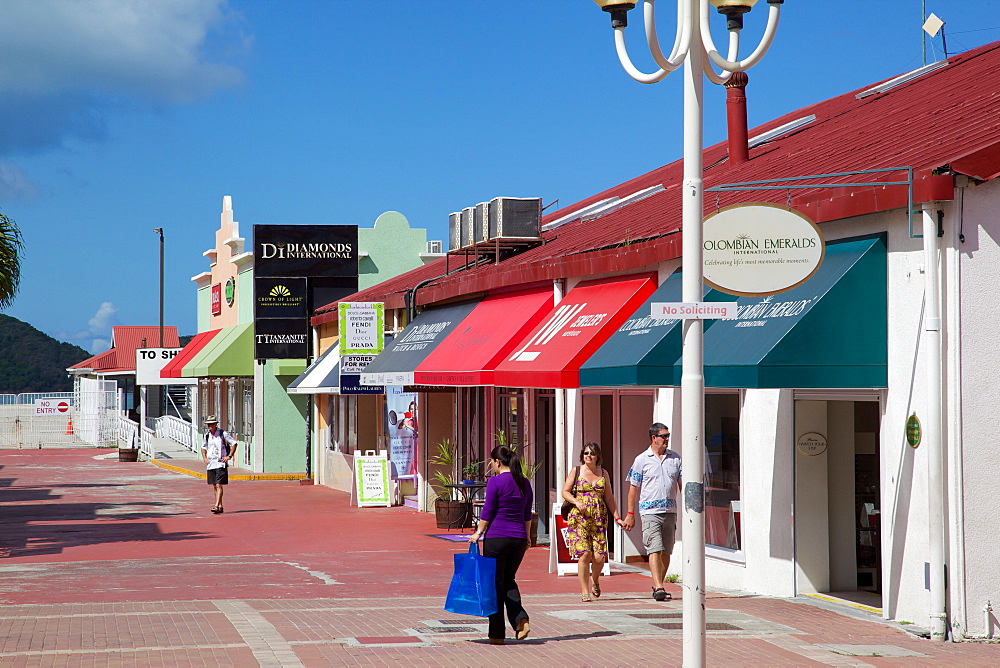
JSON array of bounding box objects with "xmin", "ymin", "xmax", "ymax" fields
[{"xmin": 1, "ymin": 0, "xmax": 994, "ymax": 353}]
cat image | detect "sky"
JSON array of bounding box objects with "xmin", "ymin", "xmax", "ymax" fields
[{"xmin": 0, "ymin": 0, "xmax": 995, "ymax": 353}]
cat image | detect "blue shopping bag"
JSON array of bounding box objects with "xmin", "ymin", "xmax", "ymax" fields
[{"xmin": 444, "ymin": 543, "xmax": 498, "ymax": 617}]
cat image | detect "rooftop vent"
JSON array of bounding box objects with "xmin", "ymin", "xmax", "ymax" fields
[
  {"xmin": 448, "ymin": 212, "xmax": 462, "ymax": 250},
  {"xmin": 748, "ymin": 114, "xmax": 816, "ymax": 149},
  {"xmin": 856, "ymin": 60, "xmax": 948, "ymax": 99},
  {"xmin": 426, "ymin": 240, "xmax": 443, "ymax": 254},
  {"xmin": 542, "ymin": 185, "xmax": 665, "ymax": 232}
]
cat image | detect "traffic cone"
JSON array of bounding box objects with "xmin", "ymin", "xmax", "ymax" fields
[{"xmin": 65, "ymin": 418, "xmax": 74, "ymax": 435}]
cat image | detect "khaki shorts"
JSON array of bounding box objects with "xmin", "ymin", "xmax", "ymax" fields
[{"xmin": 641, "ymin": 512, "xmax": 677, "ymax": 555}]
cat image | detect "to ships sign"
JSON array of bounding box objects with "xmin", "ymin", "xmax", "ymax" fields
[{"xmin": 702, "ymin": 203, "xmax": 824, "ymax": 297}]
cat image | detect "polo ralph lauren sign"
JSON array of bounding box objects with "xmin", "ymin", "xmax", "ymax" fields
[{"xmin": 703, "ymin": 203, "xmax": 824, "ymax": 297}]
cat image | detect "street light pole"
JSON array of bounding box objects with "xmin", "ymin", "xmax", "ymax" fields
[
  {"xmin": 153, "ymin": 228, "xmax": 164, "ymax": 347},
  {"xmin": 591, "ymin": 2, "xmax": 782, "ymax": 665}
]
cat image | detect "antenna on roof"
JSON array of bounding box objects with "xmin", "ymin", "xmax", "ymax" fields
[{"xmin": 922, "ymin": 12, "xmax": 948, "ymax": 60}]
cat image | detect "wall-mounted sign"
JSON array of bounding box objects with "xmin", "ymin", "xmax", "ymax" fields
[
  {"xmin": 211, "ymin": 283, "xmax": 222, "ymax": 316},
  {"xmin": 796, "ymin": 432, "xmax": 828, "ymax": 456},
  {"xmin": 703, "ymin": 203, "xmax": 825, "ymax": 297},
  {"xmin": 650, "ymin": 301, "xmax": 737, "ymax": 319},
  {"xmin": 906, "ymin": 413, "xmax": 921, "ymax": 448},
  {"xmin": 255, "ymin": 277, "xmax": 308, "ymax": 319},
  {"xmin": 225, "ymin": 277, "xmax": 236, "ymax": 307},
  {"xmin": 339, "ymin": 302, "xmax": 385, "ymax": 354},
  {"xmin": 253, "ymin": 224, "xmax": 359, "ymax": 278},
  {"xmin": 135, "ymin": 348, "xmax": 195, "ymax": 386},
  {"xmin": 34, "ymin": 398, "xmax": 72, "ymax": 415},
  {"xmin": 254, "ymin": 319, "xmax": 309, "ymax": 359}
]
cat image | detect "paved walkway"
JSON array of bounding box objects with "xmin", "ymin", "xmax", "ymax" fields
[{"xmin": 0, "ymin": 449, "xmax": 995, "ymax": 666}]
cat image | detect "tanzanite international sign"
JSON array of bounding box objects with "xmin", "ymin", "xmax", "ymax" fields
[{"xmin": 703, "ymin": 203, "xmax": 824, "ymax": 297}]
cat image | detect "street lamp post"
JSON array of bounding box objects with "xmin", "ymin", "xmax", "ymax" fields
[
  {"xmin": 591, "ymin": 1, "xmax": 782, "ymax": 665},
  {"xmin": 153, "ymin": 228, "xmax": 164, "ymax": 347}
]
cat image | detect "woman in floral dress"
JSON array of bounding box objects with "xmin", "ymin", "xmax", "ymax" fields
[{"xmin": 561, "ymin": 442, "xmax": 622, "ymax": 601}]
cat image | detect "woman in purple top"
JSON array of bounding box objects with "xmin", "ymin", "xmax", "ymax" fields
[{"xmin": 469, "ymin": 445, "xmax": 532, "ymax": 645}]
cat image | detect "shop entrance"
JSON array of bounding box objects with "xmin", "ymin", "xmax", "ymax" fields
[{"xmin": 794, "ymin": 398, "xmax": 882, "ymax": 606}]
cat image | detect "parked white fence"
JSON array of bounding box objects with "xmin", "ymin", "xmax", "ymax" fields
[
  {"xmin": 75, "ymin": 378, "xmax": 119, "ymax": 446},
  {"xmin": 0, "ymin": 392, "xmax": 79, "ymax": 448}
]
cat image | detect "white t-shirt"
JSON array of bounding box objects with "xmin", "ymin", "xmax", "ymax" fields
[{"xmin": 204, "ymin": 429, "xmax": 237, "ymax": 470}]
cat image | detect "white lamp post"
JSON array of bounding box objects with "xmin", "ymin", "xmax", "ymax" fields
[{"xmin": 591, "ymin": 1, "xmax": 782, "ymax": 665}]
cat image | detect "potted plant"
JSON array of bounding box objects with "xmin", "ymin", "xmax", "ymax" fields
[
  {"xmin": 428, "ymin": 438, "xmax": 474, "ymax": 529},
  {"xmin": 495, "ymin": 429, "xmax": 543, "ymax": 545}
]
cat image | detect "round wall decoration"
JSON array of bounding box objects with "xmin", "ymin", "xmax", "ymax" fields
[{"xmin": 796, "ymin": 432, "xmax": 828, "ymax": 456}]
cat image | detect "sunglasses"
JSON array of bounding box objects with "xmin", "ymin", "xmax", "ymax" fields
[
  {"xmin": 582, "ymin": 451, "xmax": 596, "ymax": 456},
  {"xmin": 656, "ymin": 433, "xmax": 670, "ymax": 438}
]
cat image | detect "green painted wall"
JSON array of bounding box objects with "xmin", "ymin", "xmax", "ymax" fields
[
  {"xmin": 358, "ymin": 211, "xmax": 430, "ymax": 291},
  {"xmin": 237, "ymin": 267, "xmax": 254, "ymax": 325},
  {"xmin": 262, "ymin": 359, "xmax": 308, "ymax": 472},
  {"xmin": 197, "ymin": 286, "xmax": 210, "ymax": 333}
]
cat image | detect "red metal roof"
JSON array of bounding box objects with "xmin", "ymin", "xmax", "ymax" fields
[
  {"xmin": 315, "ymin": 41, "xmax": 1000, "ymax": 316},
  {"xmin": 69, "ymin": 326, "xmax": 181, "ymax": 373}
]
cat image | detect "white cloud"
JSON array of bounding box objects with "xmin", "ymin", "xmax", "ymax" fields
[
  {"xmin": 58, "ymin": 301, "xmax": 119, "ymax": 353},
  {"xmin": 87, "ymin": 301, "xmax": 118, "ymax": 335},
  {"xmin": 0, "ymin": 161, "xmax": 38, "ymax": 201},
  {"xmin": 0, "ymin": 0, "xmax": 248, "ymax": 154}
]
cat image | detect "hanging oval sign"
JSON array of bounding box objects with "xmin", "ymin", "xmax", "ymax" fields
[
  {"xmin": 703, "ymin": 203, "xmax": 825, "ymax": 296},
  {"xmin": 906, "ymin": 413, "xmax": 921, "ymax": 448},
  {"xmin": 796, "ymin": 432, "xmax": 828, "ymax": 456}
]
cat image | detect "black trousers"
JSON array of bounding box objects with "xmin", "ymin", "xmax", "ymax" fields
[{"xmin": 482, "ymin": 536, "xmax": 529, "ymax": 640}]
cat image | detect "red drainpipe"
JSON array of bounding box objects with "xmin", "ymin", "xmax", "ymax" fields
[{"xmin": 725, "ymin": 71, "xmax": 749, "ymax": 166}]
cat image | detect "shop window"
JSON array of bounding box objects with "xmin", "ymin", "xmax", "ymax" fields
[{"xmin": 705, "ymin": 393, "xmax": 741, "ymax": 551}]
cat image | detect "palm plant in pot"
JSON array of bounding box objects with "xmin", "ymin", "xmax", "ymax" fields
[
  {"xmin": 428, "ymin": 438, "xmax": 474, "ymax": 529},
  {"xmin": 495, "ymin": 429, "xmax": 543, "ymax": 545}
]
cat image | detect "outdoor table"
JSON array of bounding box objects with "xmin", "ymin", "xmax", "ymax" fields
[{"xmin": 443, "ymin": 482, "xmax": 487, "ymax": 530}]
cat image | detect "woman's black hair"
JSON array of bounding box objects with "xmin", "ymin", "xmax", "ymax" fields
[{"xmin": 491, "ymin": 445, "xmax": 527, "ymax": 493}]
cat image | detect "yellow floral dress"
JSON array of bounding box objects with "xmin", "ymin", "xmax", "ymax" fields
[{"xmin": 566, "ymin": 470, "xmax": 608, "ymax": 560}]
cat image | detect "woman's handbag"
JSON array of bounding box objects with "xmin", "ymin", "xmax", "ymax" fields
[
  {"xmin": 560, "ymin": 466, "xmax": 580, "ymax": 521},
  {"xmin": 444, "ymin": 543, "xmax": 498, "ymax": 617}
]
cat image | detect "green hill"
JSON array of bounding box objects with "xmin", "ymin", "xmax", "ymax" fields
[{"xmin": 0, "ymin": 314, "xmax": 91, "ymax": 393}]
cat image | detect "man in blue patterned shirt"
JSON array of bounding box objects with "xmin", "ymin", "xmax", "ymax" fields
[{"xmin": 621, "ymin": 422, "xmax": 682, "ymax": 601}]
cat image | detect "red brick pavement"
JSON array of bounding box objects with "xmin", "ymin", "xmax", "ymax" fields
[{"xmin": 0, "ymin": 448, "xmax": 996, "ymax": 666}]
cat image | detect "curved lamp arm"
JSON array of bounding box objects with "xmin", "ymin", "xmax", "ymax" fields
[
  {"xmin": 614, "ymin": 26, "xmax": 671, "ymax": 83},
  {"xmin": 700, "ymin": 0, "xmax": 781, "ymax": 73},
  {"xmin": 703, "ymin": 28, "xmax": 739, "ymax": 85},
  {"xmin": 646, "ymin": 0, "xmax": 689, "ymax": 72}
]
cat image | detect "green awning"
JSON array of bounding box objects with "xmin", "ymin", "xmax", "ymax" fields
[
  {"xmin": 579, "ymin": 273, "xmax": 722, "ymax": 387},
  {"xmin": 182, "ymin": 322, "xmax": 254, "ymax": 377},
  {"xmin": 690, "ymin": 235, "xmax": 887, "ymax": 389}
]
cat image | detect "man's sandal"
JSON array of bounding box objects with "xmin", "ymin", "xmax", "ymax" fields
[{"xmin": 652, "ymin": 587, "xmax": 670, "ymax": 601}]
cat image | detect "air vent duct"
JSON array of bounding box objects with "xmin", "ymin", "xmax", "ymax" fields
[
  {"xmin": 461, "ymin": 207, "xmax": 475, "ymax": 248},
  {"xmin": 475, "ymin": 202, "xmax": 490, "ymax": 244}
]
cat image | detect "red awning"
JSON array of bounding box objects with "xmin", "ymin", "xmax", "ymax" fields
[
  {"xmin": 413, "ymin": 287, "xmax": 555, "ymax": 386},
  {"xmin": 160, "ymin": 330, "xmax": 220, "ymax": 378},
  {"xmin": 492, "ymin": 274, "xmax": 657, "ymax": 389}
]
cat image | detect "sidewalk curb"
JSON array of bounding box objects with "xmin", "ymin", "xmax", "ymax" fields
[{"xmin": 149, "ymin": 458, "xmax": 308, "ymax": 481}]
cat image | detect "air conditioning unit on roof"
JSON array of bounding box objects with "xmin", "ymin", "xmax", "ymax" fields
[
  {"xmin": 448, "ymin": 212, "xmax": 462, "ymax": 250},
  {"xmin": 489, "ymin": 197, "xmax": 542, "ymax": 240},
  {"xmin": 427, "ymin": 240, "xmax": 443, "ymax": 254},
  {"xmin": 462, "ymin": 206, "xmax": 476, "ymax": 248},
  {"xmin": 475, "ymin": 202, "xmax": 490, "ymax": 244}
]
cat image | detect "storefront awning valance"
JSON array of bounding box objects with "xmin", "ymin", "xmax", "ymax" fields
[
  {"xmin": 360, "ymin": 299, "xmax": 482, "ymax": 386},
  {"xmin": 413, "ymin": 287, "xmax": 554, "ymax": 387},
  {"xmin": 182, "ymin": 322, "xmax": 254, "ymax": 377},
  {"xmin": 492, "ymin": 274, "xmax": 658, "ymax": 389},
  {"xmin": 160, "ymin": 329, "xmax": 220, "ymax": 379},
  {"xmin": 287, "ymin": 342, "xmax": 341, "ymax": 395},
  {"xmin": 579, "ymin": 273, "xmax": 721, "ymax": 387},
  {"xmin": 693, "ymin": 235, "xmax": 887, "ymax": 389}
]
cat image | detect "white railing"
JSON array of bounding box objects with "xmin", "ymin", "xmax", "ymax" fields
[
  {"xmin": 140, "ymin": 424, "xmax": 155, "ymax": 458},
  {"xmin": 117, "ymin": 415, "xmax": 140, "ymax": 449},
  {"xmin": 155, "ymin": 414, "xmax": 197, "ymax": 453}
]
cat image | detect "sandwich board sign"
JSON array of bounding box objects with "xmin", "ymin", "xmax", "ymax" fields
[{"xmin": 353, "ymin": 450, "xmax": 392, "ymax": 507}]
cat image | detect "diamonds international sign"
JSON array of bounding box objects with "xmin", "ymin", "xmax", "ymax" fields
[{"xmin": 703, "ymin": 203, "xmax": 824, "ymax": 297}]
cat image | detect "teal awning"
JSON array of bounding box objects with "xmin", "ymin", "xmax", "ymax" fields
[
  {"xmin": 579, "ymin": 272, "xmax": 722, "ymax": 387},
  {"xmin": 691, "ymin": 235, "xmax": 887, "ymax": 389}
]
